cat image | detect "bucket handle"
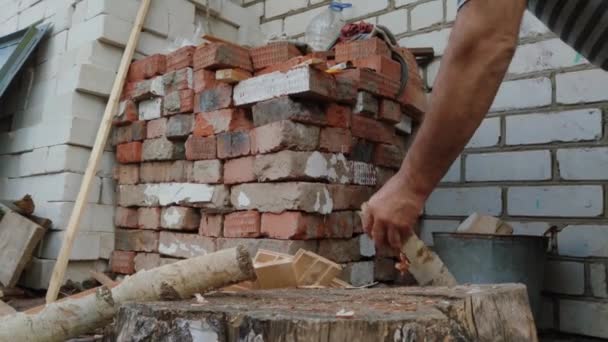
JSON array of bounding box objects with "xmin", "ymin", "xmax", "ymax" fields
[{"xmin": 543, "ymin": 225, "xmax": 565, "ymax": 254}]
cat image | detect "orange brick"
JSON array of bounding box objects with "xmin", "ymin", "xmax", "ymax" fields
[
  {"xmin": 336, "ymin": 68, "xmax": 400, "ymax": 99},
  {"xmin": 320, "ymin": 127, "xmax": 352, "ymax": 154},
  {"xmin": 138, "ymin": 207, "xmax": 161, "ymax": 230},
  {"xmin": 110, "ymin": 251, "xmax": 136, "ymax": 274},
  {"xmin": 114, "ymin": 164, "xmax": 139, "ymax": 185},
  {"xmin": 127, "ymin": 54, "xmax": 166, "ymax": 82},
  {"xmin": 261, "ymin": 212, "xmax": 324, "ymax": 240},
  {"xmin": 185, "ymin": 135, "xmax": 217, "ymax": 161},
  {"xmin": 113, "ymin": 100, "xmax": 138, "ymax": 126},
  {"xmin": 121, "ymin": 82, "xmax": 137, "ymax": 100},
  {"xmin": 193, "ymin": 69, "xmax": 219, "ymax": 93},
  {"xmin": 217, "ymin": 132, "xmax": 250, "ymax": 159},
  {"xmin": 194, "ymin": 84, "xmax": 233, "ymax": 112},
  {"xmin": 326, "ymin": 104, "xmax": 352, "ymax": 128},
  {"xmin": 351, "ymin": 115, "xmax": 396, "ymax": 145},
  {"xmin": 250, "ymin": 42, "xmax": 302, "ymax": 70},
  {"xmin": 224, "ymin": 211, "xmax": 261, "ymax": 238},
  {"xmin": 199, "ymin": 214, "xmax": 223, "ymax": 237},
  {"xmin": 378, "ymin": 99, "xmax": 402, "ymax": 124},
  {"xmin": 166, "ymin": 45, "xmax": 195, "ymax": 72},
  {"xmin": 374, "ymin": 144, "xmax": 405, "ymax": 169},
  {"xmin": 224, "ymin": 156, "xmax": 255, "ymax": 185},
  {"xmin": 193, "ymin": 109, "xmax": 253, "ymax": 137},
  {"xmin": 193, "ymin": 43, "xmax": 252, "ymax": 71},
  {"xmin": 146, "ymin": 118, "xmax": 167, "ymax": 139},
  {"xmin": 117, "ymin": 142, "xmax": 143, "ymax": 164},
  {"xmin": 115, "ymin": 207, "xmax": 138, "ymax": 228},
  {"xmin": 335, "ymin": 38, "xmax": 390, "ymax": 63},
  {"xmin": 353, "ymin": 55, "xmax": 402, "ymax": 83}
]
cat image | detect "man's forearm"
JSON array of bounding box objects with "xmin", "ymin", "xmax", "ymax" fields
[{"xmin": 398, "ymin": 0, "xmax": 527, "ymax": 202}]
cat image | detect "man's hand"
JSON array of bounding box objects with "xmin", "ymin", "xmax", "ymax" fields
[{"xmin": 361, "ymin": 172, "xmax": 425, "ymax": 252}]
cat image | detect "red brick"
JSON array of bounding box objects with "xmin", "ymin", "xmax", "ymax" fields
[
  {"xmin": 117, "ymin": 142, "xmax": 143, "ymax": 164},
  {"xmin": 351, "ymin": 138, "xmax": 374, "ymax": 163},
  {"xmin": 193, "ymin": 109, "xmax": 252, "ymax": 137},
  {"xmin": 112, "ymin": 121, "xmax": 147, "ymax": 146},
  {"xmin": 251, "ymin": 96, "xmax": 326, "ymax": 127},
  {"xmin": 250, "ymin": 121, "xmax": 320, "ymax": 155},
  {"xmin": 113, "ymin": 100, "xmax": 138, "ymax": 126},
  {"xmin": 115, "ymin": 207, "xmax": 139, "ymax": 228},
  {"xmin": 163, "ymin": 89, "xmax": 194, "ymax": 116},
  {"xmin": 114, "ymin": 164, "xmax": 140, "ymax": 185},
  {"xmin": 255, "ymin": 55, "xmax": 328, "ymax": 76},
  {"xmin": 194, "ymin": 84, "xmax": 233, "ymax": 112},
  {"xmin": 193, "ymin": 43, "xmax": 252, "ymax": 71},
  {"xmin": 250, "ymin": 42, "xmax": 302, "ymax": 70},
  {"xmin": 115, "ymin": 229, "xmax": 159, "ymax": 252},
  {"xmin": 127, "ymin": 54, "xmax": 166, "ymax": 82},
  {"xmin": 121, "ymin": 82, "xmax": 137, "ymax": 100},
  {"xmin": 326, "ymin": 212, "xmax": 355, "ymax": 238},
  {"xmin": 146, "ymin": 118, "xmax": 167, "ymax": 139},
  {"xmin": 217, "ymin": 132, "xmax": 250, "ymax": 159},
  {"xmin": 185, "ymin": 135, "xmax": 217, "ymax": 160},
  {"xmin": 379, "ymin": 99, "xmax": 402, "ymax": 124},
  {"xmin": 261, "ymin": 212, "xmax": 324, "ymax": 240},
  {"xmin": 191, "ymin": 160, "xmax": 222, "ymax": 184},
  {"xmin": 224, "ymin": 156, "xmax": 255, "ymax": 185},
  {"xmin": 165, "ymin": 114, "xmax": 194, "ymax": 139},
  {"xmin": 374, "ymin": 144, "xmax": 405, "ymax": 169},
  {"xmin": 110, "ymin": 251, "xmax": 136, "ymax": 274},
  {"xmin": 223, "ymin": 211, "xmax": 261, "ymax": 238},
  {"xmin": 138, "ymin": 207, "xmax": 161, "ymax": 230},
  {"xmin": 199, "ymin": 214, "xmax": 223, "ymax": 237},
  {"xmin": 166, "ymin": 46, "xmax": 195, "ymax": 72},
  {"xmin": 320, "ymin": 127, "xmax": 352, "ymax": 154},
  {"xmin": 326, "ymin": 104, "xmax": 352, "ymax": 128},
  {"xmin": 159, "ymin": 232, "xmax": 216, "ymax": 258},
  {"xmin": 140, "ymin": 161, "xmax": 193, "ymax": 183},
  {"xmin": 353, "ymin": 55, "xmax": 402, "ymax": 82},
  {"xmin": 396, "ymin": 47, "xmax": 427, "ymax": 121},
  {"xmin": 351, "ymin": 115, "xmax": 396, "ymax": 145},
  {"xmin": 193, "ymin": 69, "xmax": 219, "ymax": 93},
  {"xmin": 336, "ymin": 68, "xmax": 400, "ymax": 99},
  {"xmin": 328, "ymin": 185, "xmax": 375, "ymax": 210},
  {"xmin": 161, "ymin": 206, "xmax": 200, "ymax": 231},
  {"xmin": 163, "ymin": 68, "xmax": 194, "ymax": 93},
  {"xmin": 335, "ymin": 38, "xmax": 390, "ymax": 63}
]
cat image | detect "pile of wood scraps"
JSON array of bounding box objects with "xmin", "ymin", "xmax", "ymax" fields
[
  {"xmin": 456, "ymin": 212, "xmax": 514, "ymax": 236},
  {"xmin": 223, "ymin": 249, "xmax": 354, "ymax": 291}
]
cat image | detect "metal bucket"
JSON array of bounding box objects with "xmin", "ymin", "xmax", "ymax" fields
[{"xmin": 432, "ymin": 233, "xmax": 548, "ymax": 320}]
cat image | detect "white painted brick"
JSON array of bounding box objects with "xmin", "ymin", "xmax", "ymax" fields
[
  {"xmin": 509, "ymin": 39, "xmax": 587, "ymax": 75},
  {"xmin": 558, "ymin": 148, "xmax": 608, "ymax": 180},
  {"xmin": 343, "ymin": 0, "xmax": 389, "ymax": 20},
  {"xmin": 377, "ymin": 8, "xmax": 408, "ymax": 35},
  {"xmin": 419, "ymin": 219, "xmax": 460, "ymax": 246},
  {"xmin": 74, "ymin": 41, "xmax": 123, "ymax": 71},
  {"xmin": 508, "ymin": 186, "xmax": 603, "ymax": 217},
  {"xmin": 100, "ymin": 177, "xmax": 115, "ymax": 205},
  {"xmin": 17, "ymin": 147, "xmax": 48, "ymax": 177},
  {"xmin": 36, "ymin": 30, "xmax": 68, "ymax": 64},
  {"xmin": 86, "ymin": 0, "xmax": 138, "ymax": 22},
  {"xmin": 0, "ymin": 15, "xmax": 18, "ymax": 37},
  {"xmin": 466, "ymin": 117, "xmax": 500, "ymax": 148},
  {"xmin": 2, "ymin": 172, "xmax": 101, "ymax": 203},
  {"xmin": 425, "ymin": 187, "xmax": 502, "ymax": 216},
  {"xmin": 441, "ymin": 156, "xmax": 461, "ymax": 183},
  {"xmin": 544, "ymin": 260, "xmax": 585, "ymax": 295},
  {"xmin": 410, "ymin": 0, "xmax": 442, "ymax": 30},
  {"xmin": 466, "ymin": 151, "xmax": 551, "ymax": 182},
  {"xmin": 591, "ymin": 263, "xmax": 607, "ymax": 298},
  {"xmin": 139, "ymin": 98, "xmax": 163, "ymax": 121},
  {"xmin": 36, "ymin": 231, "xmax": 113, "ymax": 260},
  {"xmin": 17, "ymin": 0, "xmax": 46, "ymax": 29},
  {"xmin": 44, "ymin": 91, "xmax": 107, "ymax": 121},
  {"xmin": 519, "ymin": 10, "xmax": 549, "ymax": 38},
  {"xmin": 538, "ymin": 297, "xmax": 554, "ymax": 330},
  {"xmin": 506, "ymin": 109, "xmax": 602, "ymax": 145},
  {"xmin": 425, "ymin": 58, "xmax": 440, "ymax": 88},
  {"xmin": 57, "ymin": 63, "xmax": 115, "ymax": 97},
  {"xmin": 206, "ymin": 17, "xmax": 239, "ymax": 44},
  {"xmin": 0, "ymin": 155, "xmax": 18, "ymax": 178},
  {"xmin": 19, "ymin": 258, "xmax": 108, "ymax": 290},
  {"xmin": 399, "ymin": 28, "xmax": 451, "ymax": 56},
  {"xmin": 507, "ymin": 221, "xmax": 550, "ymax": 236},
  {"xmin": 68, "ymin": 14, "xmax": 131, "ymax": 50},
  {"xmin": 557, "ymin": 69, "xmax": 608, "ymax": 104},
  {"xmin": 491, "ymin": 77, "xmax": 552, "ymax": 112},
  {"xmin": 260, "ymin": 19, "xmax": 283, "ymax": 38},
  {"xmin": 137, "ymin": 31, "xmax": 173, "ymax": 56},
  {"xmin": 558, "ymin": 225, "xmax": 608, "ymax": 257},
  {"xmin": 445, "ymin": 0, "xmax": 457, "ymax": 22},
  {"xmin": 396, "ymin": 0, "xmax": 420, "ymax": 7},
  {"xmin": 264, "ymin": 0, "xmax": 307, "ymax": 18},
  {"xmin": 560, "ymin": 300, "xmax": 608, "ymax": 338},
  {"xmin": 34, "ymin": 202, "xmax": 115, "ymax": 232},
  {"xmin": 283, "ymin": 6, "xmax": 325, "ymax": 37}
]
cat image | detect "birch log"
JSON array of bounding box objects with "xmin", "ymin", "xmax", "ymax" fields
[{"xmin": 0, "ymin": 246, "xmax": 255, "ymax": 342}]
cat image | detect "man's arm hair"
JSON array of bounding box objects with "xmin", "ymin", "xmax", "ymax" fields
[{"xmin": 397, "ymin": 0, "xmax": 527, "ymax": 202}]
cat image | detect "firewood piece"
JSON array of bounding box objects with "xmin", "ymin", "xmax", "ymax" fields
[
  {"xmin": 1, "ymin": 247, "xmax": 255, "ymax": 342},
  {"xmin": 89, "ymin": 271, "xmax": 117, "ymax": 288},
  {"xmin": 254, "ymin": 259, "xmax": 298, "ymax": 290},
  {"xmin": 293, "ymin": 249, "xmax": 342, "ymax": 287}
]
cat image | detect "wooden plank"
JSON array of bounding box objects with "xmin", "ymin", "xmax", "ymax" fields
[
  {"xmin": 292, "ymin": 249, "xmax": 341, "ymax": 287},
  {"xmin": 457, "ymin": 213, "xmax": 514, "ymax": 235},
  {"xmin": 0, "ymin": 205, "xmax": 46, "ymax": 287},
  {"xmin": 45, "ymin": 0, "xmax": 152, "ymax": 304},
  {"xmin": 0, "ymin": 300, "xmax": 15, "ymax": 318},
  {"xmin": 254, "ymin": 259, "xmax": 298, "ymax": 289},
  {"xmin": 89, "ymin": 271, "xmax": 117, "ymax": 287},
  {"xmin": 253, "ymin": 249, "xmax": 293, "ymax": 265},
  {"xmin": 216, "ymin": 68, "xmax": 252, "ymax": 84}
]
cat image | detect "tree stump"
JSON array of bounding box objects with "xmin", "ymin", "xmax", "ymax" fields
[{"xmin": 111, "ymin": 284, "xmax": 537, "ymax": 342}]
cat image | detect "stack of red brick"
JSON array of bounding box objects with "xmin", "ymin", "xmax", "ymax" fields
[{"xmin": 110, "ymin": 37, "xmax": 426, "ymax": 286}]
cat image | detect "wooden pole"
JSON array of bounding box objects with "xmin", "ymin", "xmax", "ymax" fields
[
  {"xmin": 45, "ymin": 0, "xmax": 152, "ymax": 303},
  {"xmin": 3, "ymin": 247, "xmax": 255, "ymax": 342}
]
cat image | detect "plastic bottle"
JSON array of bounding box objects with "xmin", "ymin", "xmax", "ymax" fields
[{"xmin": 305, "ymin": 1, "xmax": 353, "ymax": 51}]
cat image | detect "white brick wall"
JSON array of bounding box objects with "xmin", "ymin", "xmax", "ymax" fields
[
  {"xmin": 560, "ymin": 300, "xmax": 608, "ymax": 338},
  {"xmin": 377, "ymin": 8, "xmax": 408, "ymax": 35},
  {"xmin": 418, "ymin": 219, "xmax": 460, "ymax": 246},
  {"xmin": 466, "ymin": 117, "xmax": 501, "ymax": 148},
  {"xmin": 557, "ymin": 69, "xmax": 608, "ymax": 104},
  {"xmin": 590, "ymin": 263, "xmax": 607, "ymax": 298},
  {"xmin": 508, "ymin": 39, "xmax": 586, "ymax": 75},
  {"xmin": 441, "ymin": 156, "xmax": 461, "ymax": 183},
  {"xmin": 265, "ymin": 0, "xmax": 307, "ymax": 19},
  {"xmin": 505, "ymin": 109, "xmax": 602, "ymax": 145},
  {"xmin": 491, "ymin": 77, "xmax": 552, "ymax": 111},
  {"xmin": 544, "ymin": 260, "xmax": 585, "ymax": 295},
  {"xmin": 410, "ymin": 0, "xmax": 442, "ymax": 31},
  {"xmin": 558, "ymin": 148, "xmax": 608, "ymax": 180},
  {"xmin": 507, "ymin": 186, "xmax": 603, "ymax": 217},
  {"xmin": 399, "ymin": 28, "xmax": 451, "ymax": 56},
  {"xmin": 558, "ymin": 226, "xmax": 608, "ymax": 258},
  {"xmin": 465, "ymin": 151, "xmax": 551, "ymax": 182},
  {"xmin": 425, "ymin": 187, "xmax": 502, "ymax": 216}
]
